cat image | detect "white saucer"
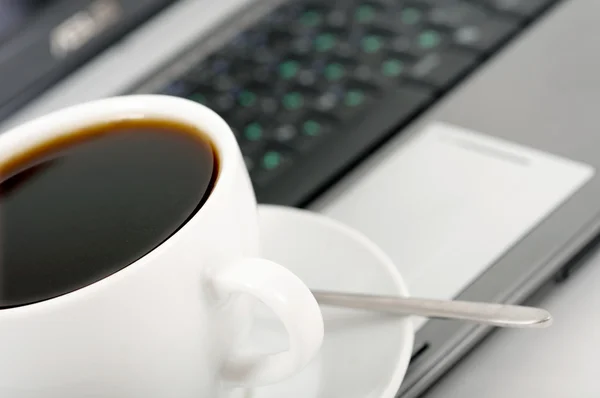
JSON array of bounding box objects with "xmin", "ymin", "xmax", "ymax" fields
[{"xmin": 241, "ymin": 205, "xmax": 414, "ymax": 398}]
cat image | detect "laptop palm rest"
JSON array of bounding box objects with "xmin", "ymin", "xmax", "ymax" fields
[{"xmin": 319, "ymin": 123, "xmax": 593, "ymax": 329}]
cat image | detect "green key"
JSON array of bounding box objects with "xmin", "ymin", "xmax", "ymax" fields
[
  {"xmin": 303, "ymin": 120, "xmax": 322, "ymax": 136},
  {"xmin": 300, "ymin": 10, "xmax": 323, "ymax": 27},
  {"xmin": 315, "ymin": 33, "xmax": 337, "ymax": 52},
  {"xmin": 279, "ymin": 60, "xmax": 300, "ymax": 80},
  {"xmin": 282, "ymin": 92, "xmax": 304, "ymax": 110},
  {"xmin": 262, "ymin": 151, "xmax": 283, "ymax": 170},
  {"xmin": 418, "ymin": 30, "xmax": 441, "ymax": 49},
  {"xmin": 401, "ymin": 7, "xmax": 422, "ymax": 25},
  {"xmin": 325, "ymin": 63, "xmax": 345, "ymax": 81},
  {"xmin": 189, "ymin": 93, "xmax": 207, "ymax": 104},
  {"xmin": 344, "ymin": 90, "xmax": 366, "ymax": 107},
  {"xmin": 361, "ymin": 35, "xmax": 384, "ymax": 53},
  {"xmin": 238, "ymin": 90, "xmax": 257, "ymax": 107},
  {"xmin": 381, "ymin": 59, "xmax": 404, "ymax": 77},
  {"xmin": 244, "ymin": 122, "xmax": 263, "ymax": 141},
  {"xmin": 355, "ymin": 4, "xmax": 376, "ymax": 24}
]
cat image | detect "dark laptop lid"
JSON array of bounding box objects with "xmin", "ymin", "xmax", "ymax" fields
[{"xmin": 0, "ymin": 0, "xmax": 176, "ymax": 123}]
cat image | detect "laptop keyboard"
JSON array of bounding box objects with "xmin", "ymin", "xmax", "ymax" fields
[{"xmin": 147, "ymin": 0, "xmax": 559, "ymax": 206}]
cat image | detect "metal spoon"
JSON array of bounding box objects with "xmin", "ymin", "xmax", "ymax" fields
[{"xmin": 311, "ymin": 290, "xmax": 552, "ymax": 328}]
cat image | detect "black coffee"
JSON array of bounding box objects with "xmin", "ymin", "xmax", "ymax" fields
[{"xmin": 0, "ymin": 118, "xmax": 218, "ymax": 309}]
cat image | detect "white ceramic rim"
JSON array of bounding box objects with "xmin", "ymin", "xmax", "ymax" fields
[
  {"xmin": 0, "ymin": 95, "xmax": 240, "ymax": 314},
  {"xmin": 258, "ymin": 204, "xmax": 414, "ymax": 398}
]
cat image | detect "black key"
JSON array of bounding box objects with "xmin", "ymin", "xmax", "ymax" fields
[
  {"xmin": 278, "ymin": 89, "xmax": 321, "ymax": 123},
  {"xmin": 264, "ymin": 30, "xmax": 295, "ymax": 52},
  {"xmin": 427, "ymin": 3, "xmax": 488, "ymax": 29},
  {"xmin": 326, "ymin": 8, "xmax": 351, "ymax": 28},
  {"xmin": 293, "ymin": 6, "xmax": 327, "ymax": 31},
  {"xmin": 250, "ymin": 47, "xmax": 280, "ymax": 65},
  {"xmin": 291, "ymin": 114, "xmax": 334, "ymax": 152},
  {"xmin": 313, "ymin": 31, "xmax": 341, "ymax": 54},
  {"xmin": 333, "ymin": 38, "xmax": 361, "ymax": 61},
  {"xmin": 351, "ymin": 63, "xmax": 381, "ymax": 86},
  {"xmin": 413, "ymin": 0, "xmax": 449, "ymax": 6},
  {"xmin": 271, "ymin": 124, "xmax": 300, "ymax": 145},
  {"xmin": 322, "ymin": 60, "xmax": 350, "ymax": 84},
  {"xmin": 226, "ymin": 89, "xmax": 263, "ymax": 127},
  {"xmin": 333, "ymin": 83, "xmax": 378, "ymax": 121},
  {"xmin": 314, "ymin": 89, "xmax": 344, "ymax": 113},
  {"xmin": 210, "ymin": 92, "xmax": 237, "ymax": 117},
  {"xmin": 281, "ymin": 90, "xmax": 311, "ymax": 113},
  {"xmin": 225, "ymin": 64, "xmax": 257, "ymax": 85},
  {"xmin": 368, "ymin": 0, "xmax": 399, "ymax": 6},
  {"xmin": 301, "ymin": 116, "xmax": 331, "ymax": 137},
  {"xmin": 271, "ymin": 111, "xmax": 332, "ymax": 151},
  {"xmin": 252, "ymin": 64, "xmax": 278, "ymax": 85},
  {"xmin": 290, "ymin": 34, "xmax": 317, "ymax": 56},
  {"xmin": 391, "ymin": 27, "xmax": 448, "ymax": 58},
  {"xmin": 188, "ymin": 86, "xmax": 235, "ymax": 117},
  {"xmin": 264, "ymin": 2, "xmax": 303, "ymax": 27},
  {"xmin": 209, "ymin": 56, "xmax": 231, "ymax": 74},
  {"xmin": 252, "ymin": 147, "xmax": 294, "ymax": 186},
  {"xmin": 350, "ymin": 54, "xmax": 412, "ymax": 88},
  {"xmin": 409, "ymin": 49, "xmax": 477, "ymax": 87},
  {"xmin": 360, "ymin": 33, "xmax": 388, "ymax": 56},
  {"xmin": 379, "ymin": 55, "xmax": 410, "ymax": 80},
  {"xmin": 414, "ymin": 28, "xmax": 446, "ymax": 52},
  {"xmin": 353, "ymin": 2, "xmax": 385, "ymax": 26},
  {"xmin": 278, "ymin": 58, "xmax": 303, "ymax": 81},
  {"xmin": 211, "ymin": 74, "xmax": 240, "ymax": 92},
  {"xmin": 158, "ymin": 80, "xmax": 195, "ymax": 97},
  {"xmin": 452, "ymin": 16, "xmax": 519, "ymax": 52},
  {"xmin": 242, "ymin": 120, "xmax": 266, "ymax": 142},
  {"xmin": 241, "ymin": 79, "xmax": 277, "ymax": 101},
  {"xmin": 298, "ymin": 58, "xmax": 332, "ymax": 88},
  {"xmin": 270, "ymin": 78, "xmax": 296, "ymax": 98},
  {"xmin": 302, "ymin": 1, "xmax": 336, "ymax": 11},
  {"xmin": 259, "ymin": 96, "xmax": 280, "ymax": 116},
  {"xmin": 334, "ymin": 29, "xmax": 388, "ymax": 65},
  {"xmin": 395, "ymin": 4, "xmax": 428, "ymax": 30},
  {"xmin": 239, "ymin": 120, "xmax": 268, "ymax": 155},
  {"xmin": 187, "ymin": 89, "xmax": 214, "ymax": 107},
  {"xmin": 281, "ymin": 57, "xmax": 319, "ymax": 87},
  {"xmin": 229, "ymin": 109, "xmax": 259, "ymax": 135},
  {"xmin": 484, "ymin": 0, "xmax": 551, "ymax": 18},
  {"xmin": 237, "ymin": 88, "xmax": 260, "ymax": 109}
]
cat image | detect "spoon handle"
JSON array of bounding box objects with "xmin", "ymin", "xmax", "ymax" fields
[{"xmin": 311, "ymin": 290, "xmax": 552, "ymax": 328}]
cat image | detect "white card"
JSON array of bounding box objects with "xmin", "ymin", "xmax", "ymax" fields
[{"xmin": 321, "ymin": 122, "xmax": 594, "ymax": 329}]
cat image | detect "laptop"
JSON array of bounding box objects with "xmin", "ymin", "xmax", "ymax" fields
[{"xmin": 1, "ymin": 0, "xmax": 598, "ymax": 396}]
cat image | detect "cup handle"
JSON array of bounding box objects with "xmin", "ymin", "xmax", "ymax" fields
[{"xmin": 211, "ymin": 258, "xmax": 324, "ymax": 386}]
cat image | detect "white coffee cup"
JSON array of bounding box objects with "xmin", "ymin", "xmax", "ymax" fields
[{"xmin": 0, "ymin": 95, "xmax": 324, "ymax": 398}]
